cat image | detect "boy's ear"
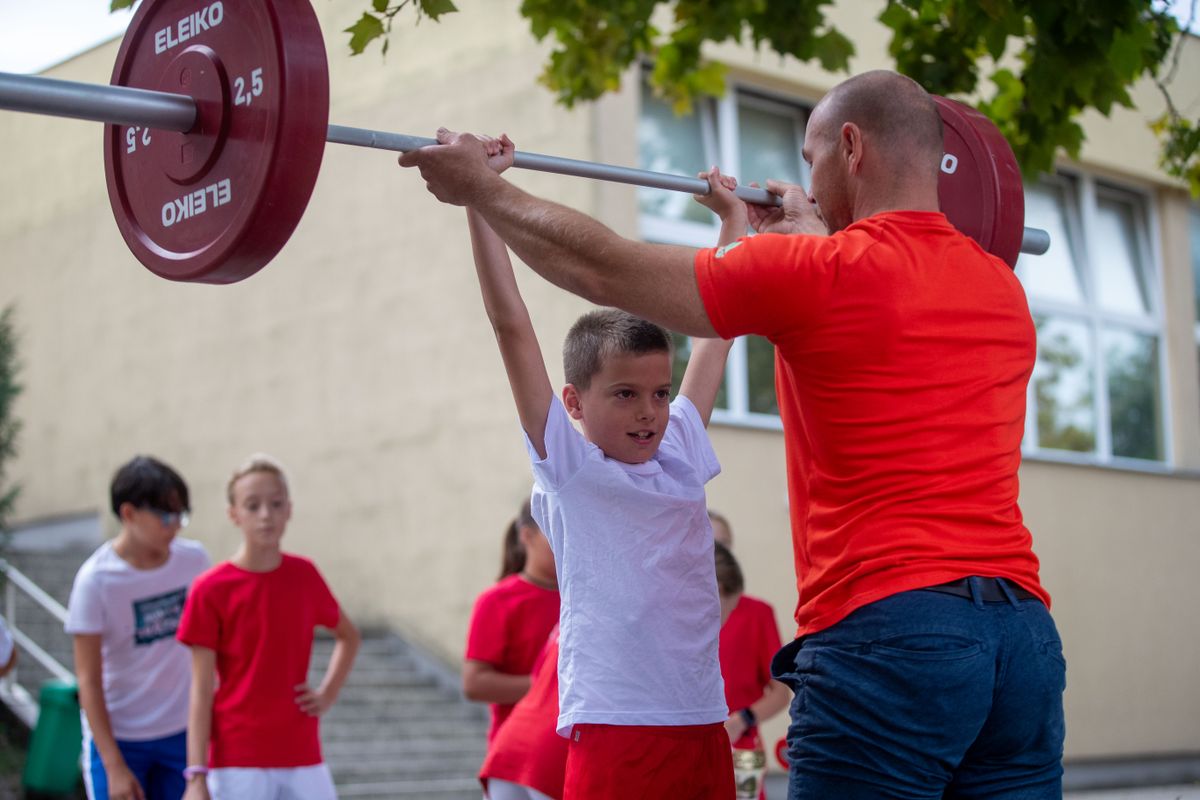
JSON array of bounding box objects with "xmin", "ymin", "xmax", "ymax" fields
[
  {"xmin": 562, "ymin": 384, "xmax": 584, "ymax": 420},
  {"xmin": 117, "ymin": 502, "xmax": 138, "ymax": 524},
  {"xmin": 226, "ymin": 504, "xmax": 238, "ymax": 525}
]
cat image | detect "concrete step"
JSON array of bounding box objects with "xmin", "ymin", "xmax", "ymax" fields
[
  {"xmin": 335, "ymin": 777, "xmax": 482, "ymax": 799},
  {"xmin": 330, "ymin": 754, "xmax": 487, "ymax": 782},
  {"xmin": 322, "ymin": 736, "xmax": 486, "ymax": 759}
]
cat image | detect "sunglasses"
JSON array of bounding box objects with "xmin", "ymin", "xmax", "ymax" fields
[{"xmin": 146, "ymin": 508, "xmax": 190, "ymax": 528}]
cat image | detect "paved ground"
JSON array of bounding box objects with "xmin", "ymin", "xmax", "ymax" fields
[
  {"xmin": 1065, "ymin": 788, "xmax": 1200, "ymax": 799},
  {"xmin": 761, "ymin": 773, "xmax": 1200, "ymax": 798}
]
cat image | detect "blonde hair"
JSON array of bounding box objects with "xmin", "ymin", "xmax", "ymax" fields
[{"xmin": 226, "ymin": 453, "xmax": 289, "ymax": 504}]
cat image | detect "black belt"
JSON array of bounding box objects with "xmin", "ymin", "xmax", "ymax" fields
[{"xmin": 921, "ymin": 577, "xmax": 1039, "ymax": 603}]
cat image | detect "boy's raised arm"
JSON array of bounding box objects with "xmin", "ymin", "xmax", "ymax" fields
[
  {"xmin": 465, "ymin": 134, "xmax": 554, "ymax": 458},
  {"xmin": 679, "ymin": 168, "xmax": 743, "ymax": 427}
]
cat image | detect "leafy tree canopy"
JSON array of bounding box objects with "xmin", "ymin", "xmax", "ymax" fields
[{"xmin": 338, "ymin": 0, "xmax": 1200, "ymax": 194}]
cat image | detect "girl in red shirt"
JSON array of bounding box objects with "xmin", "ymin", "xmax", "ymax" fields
[
  {"xmin": 463, "ymin": 498, "xmax": 560, "ymax": 743},
  {"xmin": 178, "ymin": 455, "xmax": 361, "ymax": 800}
]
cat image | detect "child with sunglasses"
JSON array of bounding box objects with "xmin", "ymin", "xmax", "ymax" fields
[{"xmin": 66, "ymin": 455, "xmax": 211, "ymax": 800}]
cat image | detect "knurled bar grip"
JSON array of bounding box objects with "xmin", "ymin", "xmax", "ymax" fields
[{"xmin": 0, "ymin": 71, "xmax": 1051, "ymax": 256}]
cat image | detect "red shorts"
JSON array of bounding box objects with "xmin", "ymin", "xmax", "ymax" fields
[{"xmin": 563, "ymin": 723, "xmax": 734, "ymax": 800}]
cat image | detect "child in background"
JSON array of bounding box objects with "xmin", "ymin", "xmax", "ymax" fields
[
  {"xmin": 478, "ymin": 625, "xmax": 567, "ymax": 800},
  {"xmin": 713, "ymin": 535, "xmax": 790, "ymax": 800},
  {"xmin": 710, "ymin": 510, "xmax": 790, "ymax": 756},
  {"xmin": 464, "ymin": 130, "xmax": 742, "ymax": 798},
  {"xmin": 464, "ymin": 498, "xmax": 560, "ymax": 743},
  {"xmin": 177, "ymin": 454, "xmax": 360, "ymax": 800},
  {"xmin": 66, "ymin": 455, "xmax": 210, "ymax": 800}
]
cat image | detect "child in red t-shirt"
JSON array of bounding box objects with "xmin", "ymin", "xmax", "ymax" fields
[
  {"xmin": 711, "ymin": 514, "xmax": 791, "ymax": 800},
  {"xmin": 478, "ymin": 626, "xmax": 567, "ymax": 800},
  {"xmin": 177, "ymin": 454, "xmax": 361, "ymax": 800},
  {"xmin": 464, "ymin": 498, "xmax": 560, "ymax": 743}
]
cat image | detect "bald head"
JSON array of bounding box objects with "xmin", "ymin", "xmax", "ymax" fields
[
  {"xmin": 815, "ymin": 70, "xmax": 943, "ymax": 176},
  {"xmin": 801, "ymin": 70, "xmax": 944, "ymax": 229}
]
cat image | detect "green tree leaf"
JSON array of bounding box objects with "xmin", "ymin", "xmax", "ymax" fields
[
  {"xmin": 419, "ymin": 0, "xmax": 458, "ymax": 20},
  {"xmin": 344, "ymin": 13, "xmax": 386, "ymax": 56}
]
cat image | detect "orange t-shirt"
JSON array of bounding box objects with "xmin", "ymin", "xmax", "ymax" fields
[{"xmin": 695, "ymin": 211, "xmax": 1048, "ymax": 637}]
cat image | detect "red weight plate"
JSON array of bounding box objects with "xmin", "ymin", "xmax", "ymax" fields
[
  {"xmin": 933, "ymin": 96, "xmax": 1025, "ymax": 269},
  {"xmin": 104, "ymin": 0, "xmax": 329, "ymax": 283}
]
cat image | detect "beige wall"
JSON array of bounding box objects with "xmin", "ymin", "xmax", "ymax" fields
[{"xmin": 2, "ymin": 0, "xmax": 1198, "ymax": 763}]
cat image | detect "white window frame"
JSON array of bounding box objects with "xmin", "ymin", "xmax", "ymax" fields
[
  {"xmin": 638, "ymin": 78, "xmax": 811, "ymax": 431},
  {"xmin": 1020, "ymin": 171, "xmax": 1173, "ymax": 469}
]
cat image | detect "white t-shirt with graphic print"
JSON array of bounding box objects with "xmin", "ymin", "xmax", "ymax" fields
[
  {"xmin": 65, "ymin": 537, "xmax": 210, "ymax": 741},
  {"xmin": 527, "ymin": 395, "xmax": 728, "ymax": 736}
]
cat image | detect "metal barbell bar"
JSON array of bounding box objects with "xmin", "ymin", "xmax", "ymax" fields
[{"xmin": 0, "ymin": 70, "xmax": 1051, "ymax": 257}]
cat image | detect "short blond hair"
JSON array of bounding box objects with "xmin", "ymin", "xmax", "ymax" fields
[{"xmin": 226, "ymin": 453, "xmax": 289, "ymax": 504}]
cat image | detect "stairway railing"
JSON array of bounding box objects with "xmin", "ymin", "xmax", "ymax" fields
[{"xmin": 0, "ymin": 557, "xmax": 73, "ymax": 726}]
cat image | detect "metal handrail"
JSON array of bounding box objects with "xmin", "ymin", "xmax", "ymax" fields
[{"xmin": 0, "ymin": 558, "xmax": 75, "ymax": 701}]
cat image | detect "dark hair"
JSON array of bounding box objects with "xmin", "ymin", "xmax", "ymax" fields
[
  {"xmin": 714, "ymin": 540, "xmax": 744, "ymax": 597},
  {"xmin": 109, "ymin": 455, "xmax": 189, "ymax": 517},
  {"xmin": 562, "ymin": 309, "xmax": 673, "ymax": 389},
  {"xmin": 498, "ymin": 497, "xmax": 536, "ymax": 580}
]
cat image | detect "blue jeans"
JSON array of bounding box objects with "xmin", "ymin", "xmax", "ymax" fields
[
  {"xmin": 771, "ymin": 578, "xmax": 1066, "ymax": 799},
  {"xmin": 85, "ymin": 729, "xmax": 187, "ymax": 800}
]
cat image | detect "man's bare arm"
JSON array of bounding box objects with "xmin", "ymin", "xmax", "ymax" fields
[
  {"xmin": 399, "ymin": 133, "xmax": 717, "ymax": 337},
  {"xmin": 474, "ymin": 181, "xmax": 716, "ymax": 337}
]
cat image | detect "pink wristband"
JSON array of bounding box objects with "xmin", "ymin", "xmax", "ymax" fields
[{"xmin": 182, "ymin": 765, "xmax": 209, "ymax": 779}]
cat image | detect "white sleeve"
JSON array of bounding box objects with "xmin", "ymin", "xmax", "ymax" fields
[
  {"xmin": 525, "ymin": 395, "xmax": 593, "ymax": 491},
  {"xmin": 64, "ymin": 565, "xmax": 105, "ymax": 635},
  {"xmin": 0, "ymin": 617, "xmax": 13, "ymax": 666},
  {"xmin": 663, "ymin": 396, "xmax": 721, "ymax": 484}
]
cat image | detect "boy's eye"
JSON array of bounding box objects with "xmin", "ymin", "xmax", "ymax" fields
[
  {"xmin": 615, "ymin": 390, "xmax": 633, "ymax": 399},
  {"xmin": 654, "ymin": 390, "xmax": 671, "ymax": 401}
]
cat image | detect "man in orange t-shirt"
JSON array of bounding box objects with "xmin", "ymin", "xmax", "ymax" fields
[{"xmin": 400, "ymin": 69, "xmax": 1065, "ymax": 798}]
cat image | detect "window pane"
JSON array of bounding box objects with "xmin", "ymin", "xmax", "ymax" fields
[
  {"xmin": 671, "ymin": 333, "xmax": 727, "ymax": 410},
  {"xmin": 1093, "ymin": 192, "xmax": 1150, "ymax": 315},
  {"xmin": 1104, "ymin": 328, "xmax": 1162, "ymax": 460},
  {"xmin": 1017, "ymin": 182, "xmax": 1084, "ymax": 305},
  {"xmin": 737, "ymin": 102, "xmax": 803, "ymax": 187},
  {"xmin": 1032, "ymin": 316, "xmax": 1096, "ymax": 453},
  {"xmin": 1190, "ymin": 204, "xmax": 1200, "ymax": 323},
  {"xmin": 638, "ymin": 93, "xmax": 712, "ymax": 225},
  {"xmin": 746, "ymin": 336, "xmax": 778, "ymax": 415}
]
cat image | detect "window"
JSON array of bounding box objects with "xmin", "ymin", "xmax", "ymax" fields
[
  {"xmin": 1017, "ymin": 174, "xmax": 1167, "ymax": 464},
  {"xmin": 639, "ymin": 81, "xmax": 810, "ymax": 427}
]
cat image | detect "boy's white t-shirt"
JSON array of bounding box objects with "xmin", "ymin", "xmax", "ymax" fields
[
  {"xmin": 65, "ymin": 537, "xmax": 210, "ymax": 741},
  {"xmin": 526, "ymin": 395, "xmax": 728, "ymax": 736}
]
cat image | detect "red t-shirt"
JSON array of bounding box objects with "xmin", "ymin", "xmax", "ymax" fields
[
  {"xmin": 695, "ymin": 211, "xmax": 1049, "ymax": 637},
  {"xmin": 719, "ymin": 594, "xmax": 783, "ymax": 750},
  {"xmin": 479, "ymin": 628, "xmax": 568, "ymax": 799},
  {"xmin": 177, "ymin": 554, "xmax": 340, "ymax": 767},
  {"xmin": 464, "ymin": 574, "xmax": 560, "ymax": 740}
]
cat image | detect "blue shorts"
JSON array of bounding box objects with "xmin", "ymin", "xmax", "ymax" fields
[
  {"xmin": 84, "ymin": 729, "xmax": 187, "ymax": 800},
  {"xmin": 772, "ymin": 578, "xmax": 1066, "ymax": 799}
]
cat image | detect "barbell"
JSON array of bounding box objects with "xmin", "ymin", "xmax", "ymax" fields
[{"xmin": 0, "ymin": 0, "xmax": 1049, "ymax": 284}]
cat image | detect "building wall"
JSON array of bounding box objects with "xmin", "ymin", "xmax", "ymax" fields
[{"xmin": 1, "ymin": 0, "xmax": 1197, "ymax": 762}]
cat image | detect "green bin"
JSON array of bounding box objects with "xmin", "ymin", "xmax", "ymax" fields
[{"xmin": 22, "ymin": 680, "xmax": 82, "ymax": 794}]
